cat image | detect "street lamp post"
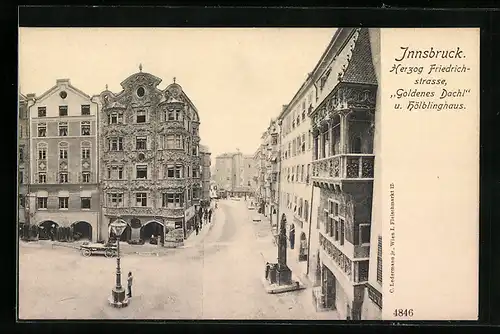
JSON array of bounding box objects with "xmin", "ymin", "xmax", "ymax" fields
[{"xmin": 108, "ymin": 219, "xmax": 129, "ymax": 308}]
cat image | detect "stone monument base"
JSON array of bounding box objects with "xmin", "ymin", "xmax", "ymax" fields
[{"xmin": 108, "ymin": 287, "xmax": 129, "ymax": 308}]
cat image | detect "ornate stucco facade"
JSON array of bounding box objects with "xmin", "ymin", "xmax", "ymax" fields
[{"xmin": 98, "ymin": 70, "xmax": 202, "ymax": 244}]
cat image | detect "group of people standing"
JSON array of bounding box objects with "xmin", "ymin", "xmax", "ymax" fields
[{"xmin": 194, "ymin": 203, "xmax": 216, "ymax": 235}]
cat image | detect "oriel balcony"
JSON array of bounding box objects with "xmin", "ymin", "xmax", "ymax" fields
[{"xmin": 312, "ymin": 154, "xmax": 374, "ymax": 186}]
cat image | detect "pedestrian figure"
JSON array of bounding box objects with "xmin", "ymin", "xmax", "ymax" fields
[
  {"xmin": 204, "ymin": 209, "xmax": 208, "ymax": 222},
  {"xmin": 195, "ymin": 222, "xmax": 199, "ymax": 235},
  {"xmin": 289, "ymin": 225, "xmax": 296, "ymax": 250},
  {"xmin": 208, "ymin": 208, "xmax": 213, "ymax": 223},
  {"xmin": 127, "ymin": 272, "xmax": 133, "ymax": 298}
]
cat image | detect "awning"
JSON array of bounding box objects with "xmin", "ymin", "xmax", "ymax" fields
[
  {"xmin": 58, "ymin": 190, "xmax": 70, "ymax": 197},
  {"xmin": 80, "ymin": 190, "xmax": 92, "ymax": 198},
  {"xmin": 37, "ymin": 190, "xmax": 48, "ymax": 197}
]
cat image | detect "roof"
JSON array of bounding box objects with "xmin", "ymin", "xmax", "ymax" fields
[
  {"xmin": 120, "ymin": 71, "xmax": 162, "ymax": 89},
  {"xmin": 277, "ymin": 28, "xmax": 342, "ymax": 121},
  {"xmin": 36, "ymin": 79, "xmax": 91, "ymax": 102},
  {"xmin": 340, "ymin": 28, "xmax": 377, "ymax": 85}
]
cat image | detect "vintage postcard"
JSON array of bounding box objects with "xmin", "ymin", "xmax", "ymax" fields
[{"xmin": 17, "ymin": 27, "xmax": 479, "ymax": 320}]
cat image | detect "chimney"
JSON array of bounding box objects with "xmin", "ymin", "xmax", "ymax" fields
[
  {"xmin": 26, "ymin": 93, "xmax": 36, "ymax": 100},
  {"xmin": 56, "ymin": 78, "xmax": 70, "ymax": 86},
  {"xmin": 282, "ymin": 104, "xmax": 288, "ymax": 112}
]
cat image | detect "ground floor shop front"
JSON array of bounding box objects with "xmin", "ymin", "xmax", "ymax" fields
[
  {"xmin": 319, "ymin": 248, "xmax": 365, "ymax": 320},
  {"xmin": 26, "ymin": 210, "xmax": 99, "ymax": 242},
  {"xmin": 101, "ymin": 205, "xmax": 198, "ymax": 247}
]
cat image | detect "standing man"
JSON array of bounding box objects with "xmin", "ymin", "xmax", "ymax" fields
[
  {"xmin": 208, "ymin": 208, "xmax": 213, "ymax": 223},
  {"xmin": 127, "ymin": 272, "xmax": 133, "ymax": 298},
  {"xmin": 289, "ymin": 225, "xmax": 296, "ymax": 250}
]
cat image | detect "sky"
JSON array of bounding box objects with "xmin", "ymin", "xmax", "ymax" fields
[{"xmin": 19, "ymin": 28, "xmax": 335, "ymax": 158}]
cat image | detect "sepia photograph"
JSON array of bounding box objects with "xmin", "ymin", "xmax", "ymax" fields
[{"xmin": 17, "ymin": 25, "xmax": 479, "ymax": 321}]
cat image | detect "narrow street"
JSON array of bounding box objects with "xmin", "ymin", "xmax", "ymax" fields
[{"xmin": 19, "ymin": 199, "xmax": 336, "ymax": 320}]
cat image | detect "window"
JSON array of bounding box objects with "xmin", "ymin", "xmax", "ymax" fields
[
  {"xmin": 108, "ymin": 193, "xmax": 123, "ymax": 207},
  {"xmin": 37, "ymin": 197, "xmax": 47, "ymax": 209},
  {"xmin": 81, "ymin": 105, "xmax": 91, "ymax": 115},
  {"xmin": 59, "ymin": 147, "xmax": 68, "ymax": 159},
  {"xmin": 360, "ymin": 224, "xmax": 371, "ymax": 244},
  {"xmin": 19, "ymin": 195, "xmax": 25, "ymax": 208},
  {"xmin": 38, "ymin": 123, "xmax": 46, "ymax": 137},
  {"xmin": 107, "ymin": 166, "xmax": 124, "ymax": 179},
  {"xmin": 192, "ymin": 168, "xmax": 199, "ymax": 178},
  {"xmin": 165, "ymin": 109, "xmax": 182, "ymax": 121},
  {"xmin": 135, "ymin": 192, "xmax": 147, "ymax": 207},
  {"xmin": 82, "ymin": 172, "xmax": 91, "ymax": 183},
  {"xmin": 19, "ymin": 171, "xmax": 24, "ymax": 184},
  {"xmin": 339, "ymin": 219, "xmax": 345, "ymax": 245},
  {"xmin": 136, "ymin": 110, "xmax": 146, "ymax": 123},
  {"xmin": 377, "ymin": 236, "xmax": 383, "ymax": 284},
  {"xmin": 162, "ymin": 193, "xmax": 183, "ymax": 208},
  {"xmin": 136, "ymin": 164, "xmax": 148, "ymax": 179},
  {"xmin": 334, "ymin": 220, "xmax": 339, "ymax": 240},
  {"xmin": 59, "ymin": 172, "xmax": 68, "ymax": 183},
  {"xmin": 301, "ymin": 165, "xmax": 305, "ymax": 182},
  {"xmin": 38, "ymin": 173, "xmax": 46, "ymax": 184},
  {"xmin": 136, "ymin": 136, "xmax": 147, "ymax": 150},
  {"xmin": 165, "ymin": 165, "xmax": 183, "ymax": 178},
  {"xmin": 59, "ymin": 106, "xmax": 68, "ymax": 116},
  {"xmin": 19, "ymin": 146, "xmax": 24, "ymax": 163},
  {"xmin": 304, "ymin": 200, "xmax": 309, "ymax": 221},
  {"xmin": 59, "ymin": 197, "xmax": 69, "ymax": 209},
  {"xmin": 165, "ymin": 134, "xmax": 184, "ymax": 149},
  {"xmin": 81, "ymin": 121, "xmax": 91, "ymax": 136},
  {"xmin": 59, "ymin": 122, "xmax": 68, "ymax": 136},
  {"xmin": 109, "ymin": 137, "xmax": 123, "ymax": 151},
  {"xmin": 108, "ymin": 112, "xmax": 123, "ymax": 124},
  {"xmin": 81, "ymin": 197, "xmax": 91, "ymax": 209},
  {"xmin": 38, "ymin": 107, "xmax": 46, "ymax": 117},
  {"xmin": 82, "ymin": 148, "xmax": 90, "ymax": 159},
  {"xmin": 302, "ymin": 134, "xmax": 306, "ymax": 152},
  {"xmin": 358, "ymin": 261, "xmax": 369, "ymax": 282}
]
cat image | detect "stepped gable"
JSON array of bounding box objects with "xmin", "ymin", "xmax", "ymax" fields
[{"xmin": 341, "ymin": 28, "xmax": 377, "ymax": 86}]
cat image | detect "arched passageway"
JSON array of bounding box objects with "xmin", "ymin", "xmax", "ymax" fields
[
  {"xmin": 140, "ymin": 221, "xmax": 164, "ymax": 245},
  {"xmin": 72, "ymin": 221, "xmax": 93, "ymax": 241},
  {"xmin": 38, "ymin": 221, "xmax": 58, "ymax": 240}
]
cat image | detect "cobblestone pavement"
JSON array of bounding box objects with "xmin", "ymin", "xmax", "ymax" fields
[{"xmin": 19, "ymin": 199, "xmax": 338, "ymax": 320}]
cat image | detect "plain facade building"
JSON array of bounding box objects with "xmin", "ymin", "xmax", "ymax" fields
[
  {"xmin": 278, "ymin": 74, "xmax": 317, "ymax": 275},
  {"xmin": 199, "ymin": 144, "xmax": 212, "ymax": 206},
  {"xmin": 261, "ymin": 118, "xmax": 280, "ymax": 227},
  {"xmin": 18, "ymin": 93, "xmax": 30, "ymax": 226},
  {"xmin": 28, "ymin": 79, "xmax": 100, "ymax": 241},
  {"xmin": 309, "ymin": 28, "xmax": 377, "ymax": 320},
  {"xmin": 98, "ymin": 69, "xmax": 202, "ymax": 245},
  {"xmin": 214, "ymin": 151, "xmax": 256, "ymax": 198}
]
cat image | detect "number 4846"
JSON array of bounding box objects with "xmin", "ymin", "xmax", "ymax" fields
[{"xmin": 393, "ymin": 309, "xmax": 414, "ymax": 317}]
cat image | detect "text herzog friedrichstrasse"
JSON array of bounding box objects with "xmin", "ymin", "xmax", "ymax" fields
[{"xmin": 388, "ymin": 46, "xmax": 473, "ymax": 112}]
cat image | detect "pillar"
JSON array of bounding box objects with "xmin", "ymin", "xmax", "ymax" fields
[
  {"xmin": 328, "ymin": 121, "xmax": 334, "ymax": 156},
  {"xmin": 340, "ymin": 112, "xmax": 351, "ymax": 154}
]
